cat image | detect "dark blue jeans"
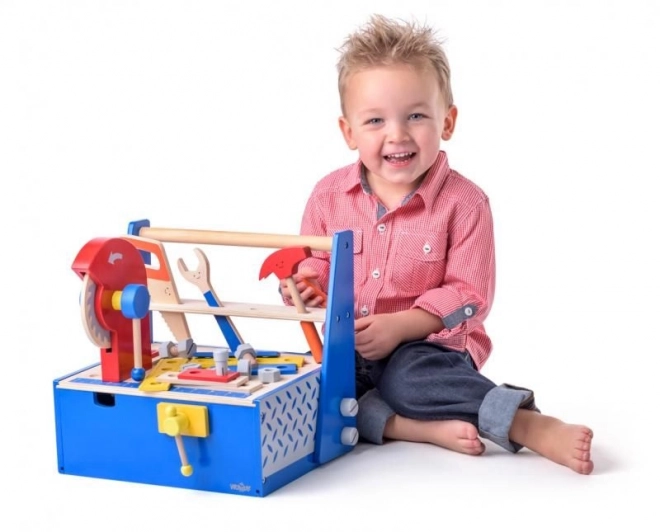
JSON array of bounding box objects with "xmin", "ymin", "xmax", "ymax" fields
[{"xmin": 355, "ymin": 341, "xmax": 539, "ymax": 452}]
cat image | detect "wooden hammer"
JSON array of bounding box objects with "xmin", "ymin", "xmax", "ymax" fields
[{"xmin": 259, "ymin": 247, "xmax": 324, "ymax": 363}]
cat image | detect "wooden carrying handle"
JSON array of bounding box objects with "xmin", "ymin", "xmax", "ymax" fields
[{"xmin": 139, "ymin": 227, "xmax": 333, "ymax": 252}]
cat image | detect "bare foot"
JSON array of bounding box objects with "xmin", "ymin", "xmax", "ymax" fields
[
  {"xmin": 510, "ymin": 409, "xmax": 594, "ymax": 474},
  {"xmin": 426, "ymin": 419, "xmax": 486, "ymax": 455},
  {"xmin": 384, "ymin": 416, "xmax": 485, "ymax": 455}
]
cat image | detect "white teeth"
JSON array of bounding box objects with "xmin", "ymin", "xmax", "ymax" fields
[{"xmin": 387, "ymin": 152, "xmax": 413, "ymax": 159}]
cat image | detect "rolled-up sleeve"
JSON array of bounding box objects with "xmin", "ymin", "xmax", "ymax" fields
[{"xmin": 412, "ymin": 198, "xmax": 495, "ymax": 339}]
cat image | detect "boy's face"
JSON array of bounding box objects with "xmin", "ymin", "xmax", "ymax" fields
[{"xmin": 339, "ymin": 63, "xmax": 456, "ymax": 194}]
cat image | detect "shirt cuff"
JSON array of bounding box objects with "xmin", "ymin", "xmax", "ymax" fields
[{"xmin": 413, "ymin": 288, "xmax": 480, "ymax": 336}]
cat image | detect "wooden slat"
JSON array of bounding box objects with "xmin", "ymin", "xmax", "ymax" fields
[
  {"xmin": 150, "ymin": 299, "xmax": 327, "ymax": 323},
  {"xmin": 157, "ymin": 372, "xmax": 263, "ymax": 393}
]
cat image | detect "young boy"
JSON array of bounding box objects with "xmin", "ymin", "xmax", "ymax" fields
[{"xmin": 281, "ymin": 14, "xmax": 594, "ymax": 475}]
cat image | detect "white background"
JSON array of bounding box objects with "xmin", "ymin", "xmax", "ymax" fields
[{"xmin": 1, "ymin": 0, "xmax": 659, "ymax": 530}]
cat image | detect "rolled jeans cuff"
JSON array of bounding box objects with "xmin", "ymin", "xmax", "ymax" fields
[
  {"xmin": 356, "ymin": 389, "xmax": 395, "ymax": 444},
  {"xmin": 478, "ymin": 383, "xmax": 539, "ymax": 453}
]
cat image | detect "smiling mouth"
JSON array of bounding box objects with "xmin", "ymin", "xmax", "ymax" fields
[{"xmin": 384, "ymin": 152, "xmax": 416, "ymax": 163}]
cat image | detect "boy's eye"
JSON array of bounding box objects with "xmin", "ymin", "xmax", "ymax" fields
[
  {"xmin": 409, "ymin": 113, "xmax": 425, "ymax": 120},
  {"xmin": 365, "ymin": 118, "xmax": 383, "ymax": 125}
]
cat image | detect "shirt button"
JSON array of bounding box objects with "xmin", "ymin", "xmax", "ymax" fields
[
  {"xmin": 372, "ymin": 269, "xmax": 381, "ymax": 279},
  {"xmin": 360, "ymin": 306, "xmax": 369, "ymax": 316},
  {"xmin": 423, "ymin": 243, "xmax": 432, "ymax": 254},
  {"xmin": 377, "ymin": 224, "xmax": 386, "ymax": 234},
  {"xmin": 464, "ymin": 307, "xmax": 473, "ymax": 317}
]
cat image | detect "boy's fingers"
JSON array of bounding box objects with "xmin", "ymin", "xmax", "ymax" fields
[
  {"xmin": 299, "ymin": 278, "xmax": 326, "ymax": 302},
  {"xmin": 299, "ymin": 266, "xmax": 319, "ymax": 278},
  {"xmin": 355, "ymin": 331, "xmax": 370, "ymax": 348},
  {"xmin": 299, "ymin": 286, "xmax": 315, "ymax": 301},
  {"xmin": 293, "ymin": 271, "xmax": 320, "ymax": 286}
]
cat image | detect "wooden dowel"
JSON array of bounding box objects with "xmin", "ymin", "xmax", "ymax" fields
[
  {"xmin": 132, "ymin": 318, "xmax": 143, "ymax": 370},
  {"xmin": 286, "ymin": 277, "xmax": 308, "ymax": 314},
  {"xmin": 174, "ymin": 434, "xmax": 193, "ymax": 476},
  {"xmin": 150, "ymin": 299, "xmax": 327, "ymax": 323},
  {"xmin": 139, "ymin": 227, "xmax": 333, "ymax": 252},
  {"xmin": 175, "ymin": 435, "xmax": 189, "ymax": 467}
]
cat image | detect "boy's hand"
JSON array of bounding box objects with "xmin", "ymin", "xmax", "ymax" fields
[
  {"xmin": 355, "ymin": 314, "xmax": 404, "ymax": 361},
  {"xmin": 279, "ymin": 266, "xmax": 326, "ymax": 308}
]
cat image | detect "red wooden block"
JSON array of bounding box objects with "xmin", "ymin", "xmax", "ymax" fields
[{"xmin": 177, "ymin": 368, "xmax": 240, "ymax": 383}]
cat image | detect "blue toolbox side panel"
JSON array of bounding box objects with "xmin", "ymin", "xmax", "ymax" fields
[
  {"xmin": 54, "ymin": 386, "xmax": 266, "ymax": 496},
  {"xmin": 315, "ymin": 230, "xmax": 357, "ymax": 464}
]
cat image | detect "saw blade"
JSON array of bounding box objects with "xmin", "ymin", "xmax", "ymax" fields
[{"xmin": 80, "ymin": 273, "xmax": 111, "ymax": 348}]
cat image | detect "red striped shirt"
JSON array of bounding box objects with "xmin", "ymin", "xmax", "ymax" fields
[{"xmin": 298, "ymin": 151, "xmax": 495, "ymax": 370}]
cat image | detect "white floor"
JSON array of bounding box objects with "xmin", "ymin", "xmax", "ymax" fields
[{"xmin": 10, "ymin": 426, "xmax": 654, "ymax": 531}]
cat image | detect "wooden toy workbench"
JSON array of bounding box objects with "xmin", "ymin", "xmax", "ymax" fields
[{"xmin": 53, "ymin": 219, "xmax": 357, "ymax": 497}]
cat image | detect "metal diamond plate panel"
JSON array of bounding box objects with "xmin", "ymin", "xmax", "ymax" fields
[{"xmin": 260, "ymin": 373, "xmax": 320, "ymax": 477}]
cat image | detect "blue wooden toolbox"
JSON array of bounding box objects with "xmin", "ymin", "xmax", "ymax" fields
[{"xmin": 53, "ymin": 220, "xmax": 357, "ymax": 497}]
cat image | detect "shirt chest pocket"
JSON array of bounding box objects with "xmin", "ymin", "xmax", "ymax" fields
[
  {"xmin": 389, "ymin": 232, "xmax": 448, "ymax": 296},
  {"xmin": 328, "ymin": 227, "xmax": 364, "ymax": 288}
]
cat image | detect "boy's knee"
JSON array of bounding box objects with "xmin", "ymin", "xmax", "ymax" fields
[{"xmin": 378, "ymin": 379, "xmax": 417, "ymax": 414}]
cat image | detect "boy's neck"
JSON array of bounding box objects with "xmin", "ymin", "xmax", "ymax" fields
[{"xmin": 364, "ymin": 170, "xmax": 427, "ymax": 211}]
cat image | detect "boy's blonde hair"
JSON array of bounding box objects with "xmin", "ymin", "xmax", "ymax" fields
[{"xmin": 336, "ymin": 14, "xmax": 453, "ymax": 113}]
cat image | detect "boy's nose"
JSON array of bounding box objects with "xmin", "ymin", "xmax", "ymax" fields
[{"xmin": 387, "ymin": 122, "xmax": 410, "ymax": 142}]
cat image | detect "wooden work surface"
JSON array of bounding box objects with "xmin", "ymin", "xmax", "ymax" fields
[{"xmin": 56, "ymin": 354, "xmax": 321, "ymax": 407}]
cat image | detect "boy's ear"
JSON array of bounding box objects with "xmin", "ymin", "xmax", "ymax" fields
[
  {"xmin": 339, "ymin": 116, "xmax": 358, "ymax": 150},
  {"xmin": 441, "ymin": 105, "xmax": 458, "ymax": 141}
]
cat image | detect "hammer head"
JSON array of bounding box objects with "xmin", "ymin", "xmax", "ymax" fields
[{"xmin": 259, "ymin": 246, "xmax": 312, "ymax": 280}]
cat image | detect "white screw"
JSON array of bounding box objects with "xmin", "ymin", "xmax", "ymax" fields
[
  {"xmin": 341, "ymin": 427, "xmax": 359, "ymax": 446},
  {"xmin": 340, "ymin": 398, "xmax": 359, "ymax": 417}
]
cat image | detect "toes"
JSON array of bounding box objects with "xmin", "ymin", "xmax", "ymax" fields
[
  {"xmin": 569, "ymin": 457, "xmax": 594, "ymax": 474},
  {"xmin": 571, "ymin": 446, "xmax": 591, "ymax": 462},
  {"xmin": 462, "ymin": 423, "xmax": 480, "ymax": 440},
  {"xmin": 457, "ymin": 434, "xmax": 484, "ymax": 455},
  {"xmin": 578, "ymin": 460, "xmax": 594, "ymax": 475},
  {"xmin": 576, "ymin": 440, "xmax": 591, "ymax": 451},
  {"xmin": 465, "ymin": 442, "xmax": 485, "ymax": 455},
  {"xmin": 579, "ymin": 427, "xmax": 594, "ymax": 440}
]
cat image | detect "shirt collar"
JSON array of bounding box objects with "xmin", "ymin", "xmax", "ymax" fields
[{"xmin": 339, "ymin": 150, "xmax": 451, "ymax": 208}]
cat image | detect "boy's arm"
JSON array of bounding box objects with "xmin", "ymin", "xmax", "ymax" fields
[
  {"xmin": 355, "ymin": 198, "xmax": 494, "ymax": 361},
  {"xmin": 390, "ymin": 308, "xmax": 445, "ymax": 341},
  {"xmin": 410, "ymin": 198, "xmax": 495, "ymax": 339}
]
